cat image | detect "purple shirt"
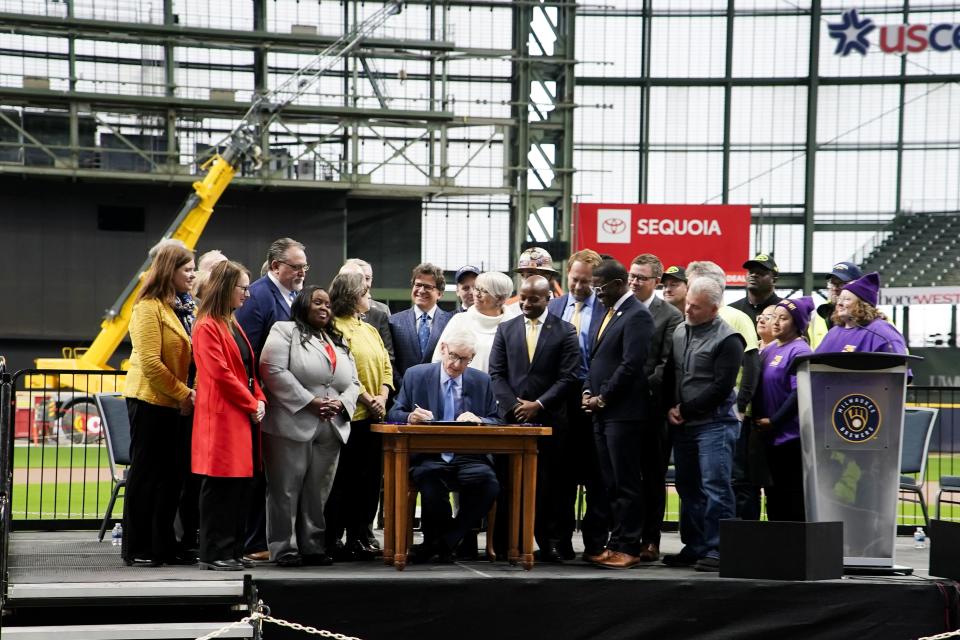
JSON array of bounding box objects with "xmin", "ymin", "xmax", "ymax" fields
[
  {"xmin": 815, "ymin": 318, "xmax": 907, "ymax": 355},
  {"xmin": 757, "ymin": 338, "xmax": 812, "ymax": 446}
]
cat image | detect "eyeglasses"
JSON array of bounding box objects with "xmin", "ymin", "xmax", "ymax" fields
[
  {"xmin": 235, "ymin": 285, "xmax": 250, "ymax": 293},
  {"xmin": 628, "ymin": 274, "xmax": 656, "ymax": 282},
  {"xmin": 474, "ymin": 286, "xmax": 489, "ymax": 296},
  {"xmin": 413, "ymin": 282, "xmax": 437, "ymax": 292},
  {"xmin": 590, "ymin": 279, "xmax": 622, "ymax": 296},
  {"xmin": 279, "ymin": 261, "xmax": 310, "ymax": 273},
  {"xmin": 444, "ymin": 351, "xmax": 474, "ymax": 365}
]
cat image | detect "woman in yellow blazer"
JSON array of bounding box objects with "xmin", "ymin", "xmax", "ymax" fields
[
  {"xmin": 325, "ymin": 271, "xmax": 393, "ymax": 560},
  {"xmin": 122, "ymin": 243, "xmax": 197, "ymax": 567}
]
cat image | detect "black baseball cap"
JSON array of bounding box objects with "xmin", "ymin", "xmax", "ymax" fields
[
  {"xmin": 743, "ymin": 253, "xmax": 779, "ymax": 273},
  {"xmin": 826, "ymin": 261, "xmax": 863, "ymax": 283},
  {"xmin": 455, "ymin": 265, "xmax": 480, "ymax": 283},
  {"xmin": 661, "ymin": 265, "xmax": 687, "ymax": 283}
]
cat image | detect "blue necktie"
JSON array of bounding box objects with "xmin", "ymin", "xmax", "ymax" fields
[
  {"xmin": 288, "ymin": 290, "xmax": 297, "ymax": 304},
  {"xmin": 418, "ymin": 313, "xmax": 431, "ymax": 355},
  {"xmin": 442, "ymin": 378, "xmax": 456, "ymax": 462}
]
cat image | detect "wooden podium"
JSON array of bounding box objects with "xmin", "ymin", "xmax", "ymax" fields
[{"xmin": 371, "ymin": 423, "xmax": 552, "ymax": 570}]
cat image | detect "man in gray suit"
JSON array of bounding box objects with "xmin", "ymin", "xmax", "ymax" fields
[{"xmin": 629, "ymin": 253, "xmax": 683, "ymax": 562}]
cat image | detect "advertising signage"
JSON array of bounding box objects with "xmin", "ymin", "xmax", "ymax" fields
[{"xmin": 575, "ymin": 203, "xmax": 752, "ymax": 286}]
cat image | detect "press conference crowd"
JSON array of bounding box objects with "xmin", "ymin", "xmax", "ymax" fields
[{"xmin": 120, "ymin": 237, "xmax": 907, "ymax": 572}]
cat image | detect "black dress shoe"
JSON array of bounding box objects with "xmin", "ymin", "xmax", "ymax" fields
[
  {"xmin": 407, "ymin": 542, "xmax": 437, "ymax": 564},
  {"xmin": 124, "ymin": 557, "xmax": 162, "ymax": 567},
  {"xmin": 364, "ymin": 536, "xmax": 382, "ymax": 551},
  {"xmin": 199, "ymin": 559, "xmax": 244, "ymax": 571},
  {"xmin": 435, "ymin": 547, "xmax": 455, "ymax": 564},
  {"xmin": 535, "ymin": 542, "xmax": 564, "ymax": 563},
  {"xmin": 557, "ymin": 540, "xmax": 576, "ymax": 561},
  {"xmin": 303, "ymin": 553, "xmax": 334, "ymax": 566},
  {"xmin": 347, "ymin": 538, "xmax": 378, "ymax": 560},
  {"xmin": 165, "ymin": 551, "xmax": 198, "ymax": 566},
  {"xmin": 276, "ymin": 554, "xmax": 303, "ymax": 567}
]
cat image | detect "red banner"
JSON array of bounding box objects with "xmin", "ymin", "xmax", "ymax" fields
[{"xmin": 574, "ymin": 203, "xmax": 752, "ymax": 286}]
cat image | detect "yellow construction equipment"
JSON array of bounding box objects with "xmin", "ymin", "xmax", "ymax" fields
[{"xmin": 31, "ymin": 0, "xmax": 404, "ymax": 396}]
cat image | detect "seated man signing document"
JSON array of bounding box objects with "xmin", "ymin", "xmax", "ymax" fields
[{"xmin": 386, "ymin": 330, "xmax": 501, "ymax": 563}]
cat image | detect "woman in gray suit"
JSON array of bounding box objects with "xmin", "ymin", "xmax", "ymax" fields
[{"xmin": 259, "ymin": 285, "xmax": 360, "ymax": 567}]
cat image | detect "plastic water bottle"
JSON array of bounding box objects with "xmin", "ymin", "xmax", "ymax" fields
[
  {"xmin": 914, "ymin": 527, "xmax": 927, "ymax": 549},
  {"xmin": 111, "ymin": 523, "xmax": 123, "ymax": 546}
]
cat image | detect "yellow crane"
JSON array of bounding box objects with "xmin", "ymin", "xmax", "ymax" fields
[{"xmin": 26, "ymin": 2, "xmax": 404, "ymax": 430}]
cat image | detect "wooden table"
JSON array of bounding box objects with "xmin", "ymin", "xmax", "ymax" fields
[{"xmin": 371, "ymin": 423, "xmax": 552, "ymax": 571}]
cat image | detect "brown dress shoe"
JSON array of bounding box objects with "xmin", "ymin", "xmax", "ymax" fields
[
  {"xmin": 638, "ymin": 542, "xmax": 660, "ymax": 562},
  {"xmin": 582, "ymin": 549, "xmax": 612, "ymax": 564},
  {"xmin": 241, "ymin": 550, "xmax": 272, "ymax": 564},
  {"xmin": 595, "ymin": 550, "xmax": 641, "ymax": 569}
]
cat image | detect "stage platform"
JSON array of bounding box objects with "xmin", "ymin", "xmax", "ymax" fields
[{"xmin": 4, "ymin": 530, "xmax": 959, "ymax": 639}]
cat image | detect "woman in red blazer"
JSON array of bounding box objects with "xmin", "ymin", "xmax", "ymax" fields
[{"xmin": 192, "ymin": 260, "xmax": 267, "ymax": 571}]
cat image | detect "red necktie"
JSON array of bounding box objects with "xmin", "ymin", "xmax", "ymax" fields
[{"xmin": 323, "ymin": 339, "xmax": 337, "ymax": 372}]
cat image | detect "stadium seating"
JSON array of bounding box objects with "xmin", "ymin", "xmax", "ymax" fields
[{"xmin": 860, "ymin": 214, "xmax": 960, "ymax": 287}]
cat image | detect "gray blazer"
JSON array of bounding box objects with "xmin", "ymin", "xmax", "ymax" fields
[{"xmin": 259, "ymin": 321, "xmax": 360, "ymax": 444}]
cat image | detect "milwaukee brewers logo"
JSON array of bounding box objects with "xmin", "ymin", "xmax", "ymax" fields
[{"xmin": 832, "ymin": 394, "xmax": 881, "ymax": 443}]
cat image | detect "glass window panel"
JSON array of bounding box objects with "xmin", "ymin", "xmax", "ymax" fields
[
  {"xmin": 737, "ymin": 0, "xmax": 811, "ymax": 9},
  {"xmin": 730, "ymin": 86, "xmax": 807, "ymax": 145},
  {"xmin": 732, "ymin": 15, "xmax": 810, "ymax": 78},
  {"xmin": 649, "ymin": 17, "xmax": 728, "ymax": 77},
  {"xmin": 812, "ymin": 230, "xmax": 887, "ymax": 273},
  {"xmin": 651, "ymin": 0, "xmax": 728, "ymax": 11},
  {"xmin": 814, "ymin": 150, "xmax": 898, "ymax": 215},
  {"xmin": 817, "ymin": 85, "xmax": 902, "ymax": 145},
  {"xmin": 574, "ymin": 86, "xmax": 641, "ymax": 145},
  {"xmin": 648, "ymin": 87, "xmax": 725, "ymax": 145},
  {"xmin": 173, "ymin": 0, "xmax": 252, "ymax": 30},
  {"xmin": 903, "ymin": 83, "xmax": 960, "ymax": 143},
  {"xmin": 576, "ymin": 16, "xmax": 644, "ymax": 78},
  {"xmin": 749, "ymin": 224, "xmax": 804, "ymax": 272},
  {"xmin": 901, "ymin": 150, "xmax": 960, "ymax": 213},
  {"xmin": 574, "ymin": 149, "xmax": 640, "ymax": 203},
  {"xmin": 646, "ymin": 151, "xmax": 724, "ymax": 203},
  {"xmin": 728, "ymin": 151, "xmax": 806, "ymax": 206},
  {"xmin": 422, "ymin": 199, "xmax": 511, "ymax": 272}
]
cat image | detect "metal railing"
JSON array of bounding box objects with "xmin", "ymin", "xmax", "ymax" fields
[{"xmin": 3, "ymin": 369, "xmax": 125, "ymax": 525}]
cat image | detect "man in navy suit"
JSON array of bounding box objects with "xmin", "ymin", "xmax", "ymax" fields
[
  {"xmin": 235, "ymin": 237, "xmax": 308, "ymax": 564},
  {"xmin": 388, "ymin": 263, "xmax": 453, "ymax": 385},
  {"xmin": 582, "ymin": 258, "xmax": 655, "ymax": 569},
  {"xmin": 489, "ymin": 276, "xmax": 581, "ymax": 562},
  {"xmin": 546, "ymin": 249, "xmax": 607, "ymax": 560},
  {"xmin": 387, "ymin": 330, "xmax": 500, "ymax": 563},
  {"xmin": 237, "ymin": 237, "xmax": 308, "ymax": 360}
]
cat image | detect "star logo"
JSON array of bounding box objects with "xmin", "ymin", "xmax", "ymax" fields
[{"xmin": 828, "ymin": 9, "xmax": 875, "ymax": 56}]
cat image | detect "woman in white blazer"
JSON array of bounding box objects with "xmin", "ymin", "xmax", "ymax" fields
[{"xmin": 259, "ymin": 285, "xmax": 360, "ymax": 566}]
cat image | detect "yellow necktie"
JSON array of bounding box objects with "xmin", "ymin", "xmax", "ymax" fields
[
  {"xmin": 570, "ymin": 301, "xmax": 583, "ymax": 333},
  {"xmin": 597, "ymin": 308, "xmax": 615, "ymax": 339},
  {"xmin": 526, "ymin": 318, "xmax": 539, "ymax": 362}
]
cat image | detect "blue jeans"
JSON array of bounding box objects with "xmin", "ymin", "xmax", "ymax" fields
[{"xmin": 672, "ymin": 420, "xmax": 740, "ymax": 560}]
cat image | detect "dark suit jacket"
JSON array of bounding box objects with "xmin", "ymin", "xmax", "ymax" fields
[
  {"xmin": 235, "ymin": 275, "xmax": 291, "ymax": 360},
  {"xmin": 386, "ymin": 362, "xmax": 501, "ymax": 465},
  {"xmin": 363, "ymin": 306, "xmax": 395, "ymax": 371},
  {"xmin": 488, "ymin": 314, "xmax": 582, "ymax": 427},
  {"xmin": 644, "ymin": 296, "xmax": 683, "ymax": 401},
  {"xmin": 586, "ymin": 294, "xmax": 655, "ymax": 422},
  {"xmin": 547, "ymin": 293, "xmax": 606, "ymax": 373},
  {"xmin": 389, "ymin": 306, "xmax": 453, "ymax": 383}
]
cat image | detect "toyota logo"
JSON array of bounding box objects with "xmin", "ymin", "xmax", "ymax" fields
[{"xmin": 602, "ymin": 218, "xmax": 627, "ymax": 235}]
